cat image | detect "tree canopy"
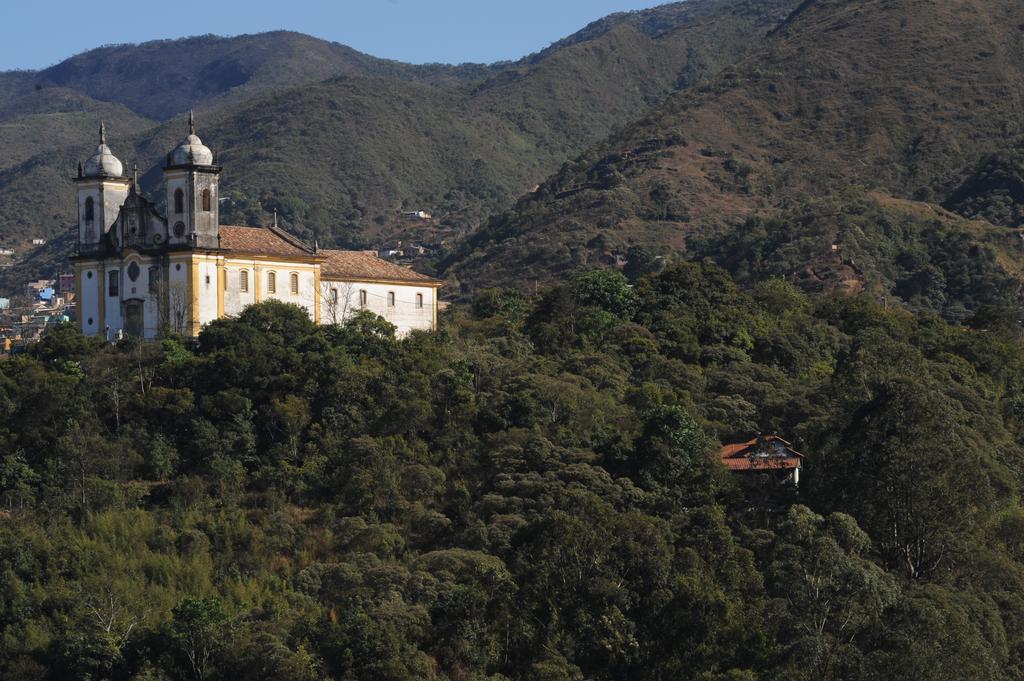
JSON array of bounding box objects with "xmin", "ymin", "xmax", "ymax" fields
[{"xmin": 1, "ymin": 263, "xmax": 1024, "ymax": 679}]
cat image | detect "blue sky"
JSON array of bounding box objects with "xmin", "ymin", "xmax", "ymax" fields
[{"xmin": 0, "ymin": 0, "xmax": 670, "ymax": 71}]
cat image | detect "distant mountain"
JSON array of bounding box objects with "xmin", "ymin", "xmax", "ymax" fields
[
  {"xmin": 0, "ymin": 0, "xmax": 801, "ymax": 293},
  {"xmin": 8, "ymin": 32, "xmax": 463, "ymax": 121},
  {"xmin": 445, "ymin": 0, "xmax": 1024, "ymax": 317}
]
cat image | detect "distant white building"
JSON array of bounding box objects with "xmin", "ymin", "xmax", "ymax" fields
[
  {"xmin": 71, "ymin": 117, "xmax": 441, "ymax": 340},
  {"xmin": 401, "ymin": 210, "xmax": 432, "ymax": 220}
]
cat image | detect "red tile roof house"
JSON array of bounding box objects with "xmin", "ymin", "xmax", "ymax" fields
[{"xmin": 720, "ymin": 435, "xmax": 804, "ymax": 487}]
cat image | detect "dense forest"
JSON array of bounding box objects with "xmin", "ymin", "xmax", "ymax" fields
[{"xmin": 3, "ymin": 263, "xmax": 1024, "ymax": 680}]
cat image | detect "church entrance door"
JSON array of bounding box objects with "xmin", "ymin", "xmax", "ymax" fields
[{"xmin": 124, "ymin": 300, "xmax": 144, "ymax": 337}]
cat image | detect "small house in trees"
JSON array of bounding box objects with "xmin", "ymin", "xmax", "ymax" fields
[{"xmin": 721, "ymin": 435, "xmax": 804, "ymax": 486}]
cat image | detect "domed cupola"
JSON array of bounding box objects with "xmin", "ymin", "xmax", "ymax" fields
[
  {"xmin": 82, "ymin": 122, "xmax": 125, "ymax": 178},
  {"xmin": 167, "ymin": 110, "xmax": 215, "ymax": 167}
]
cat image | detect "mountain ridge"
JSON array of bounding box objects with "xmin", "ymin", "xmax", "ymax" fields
[
  {"xmin": 443, "ymin": 0, "xmax": 1024, "ymax": 318},
  {"xmin": 0, "ymin": 0, "xmax": 803, "ymax": 294}
]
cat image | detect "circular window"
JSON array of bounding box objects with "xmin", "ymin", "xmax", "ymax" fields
[
  {"xmin": 174, "ymin": 221, "xmax": 186, "ymax": 237},
  {"xmin": 128, "ymin": 262, "xmax": 140, "ymax": 282},
  {"xmin": 87, "ymin": 318, "xmax": 93, "ymax": 325},
  {"xmin": 86, "ymin": 271, "xmax": 93, "ymax": 279},
  {"xmin": 175, "ymin": 264, "xmax": 182, "ymax": 272}
]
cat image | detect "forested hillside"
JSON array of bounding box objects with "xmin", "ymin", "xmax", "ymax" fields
[
  {"xmin": 446, "ymin": 0, "xmax": 1024, "ymax": 301},
  {"xmin": 3, "ymin": 266, "xmax": 1024, "ymax": 679},
  {"xmin": 0, "ymin": 0, "xmax": 798, "ymax": 292},
  {"xmin": 8, "ymin": 4, "xmax": 1024, "ymax": 674}
]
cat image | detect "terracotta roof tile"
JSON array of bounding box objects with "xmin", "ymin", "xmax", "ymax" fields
[
  {"xmin": 320, "ymin": 249, "xmax": 439, "ymax": 284},
  {"xmin": 721, "ymin": 438, "xmax": 759, "ymax": 459},
  {"xmin": 219, "ymin": 226, "xmax": 312, "ymax": 257},
  {"xmin": 720, "ymin": 435, "xmax": 804, "ymax": 471},
  {"xmin": 215, "ymin": 228, "xmax": 439, "ymax": 284},
  {"xmin": 721, "ymin": 456, "xmax": 802, "ymax": 471}
]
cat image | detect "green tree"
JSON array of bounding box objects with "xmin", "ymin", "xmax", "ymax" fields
[
  {"xmin": 168, "ymin": 597, "xmax": 230, "ymax": 681},
  {"xmin": 820, "ymin": 377, "xmax": 994, "ymax": 580},
  {"xmin": 767, "ymin": 506, "xmax": 898, "ymax": 680}
]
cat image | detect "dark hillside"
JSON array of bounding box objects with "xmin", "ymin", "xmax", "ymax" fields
[
  {"xmin": 446, "ymin": 0, "xmax": 1024, "ymax": 306},
  {"xmin": 944, "ymin": 148, "xmax": 1024, "ymax": 228},
  {"xmin": 0, "ymin": 89, "xmax": 154, "ymax": 171},
  {"xmin": 0, "ymin": 71, "xmax": 34, "ymax": 102}
]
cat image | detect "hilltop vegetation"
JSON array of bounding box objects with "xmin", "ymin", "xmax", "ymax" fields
[{"xmin": 3, "ymin": 267, "xmax": 1024, "ymax": 679}]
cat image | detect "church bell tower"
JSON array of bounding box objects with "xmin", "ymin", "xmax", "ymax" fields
[
  {"xmin": 74, "ymin": 122, "xmax": 130, "ymax": 252},
  {"xmin": 163, "ymin": 111, "xmax": 221, "ymax": 249}
]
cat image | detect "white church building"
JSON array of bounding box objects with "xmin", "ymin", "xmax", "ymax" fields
[{"xmin": 71, "ymin": 117, "xmax": 441, "ymax": 340}]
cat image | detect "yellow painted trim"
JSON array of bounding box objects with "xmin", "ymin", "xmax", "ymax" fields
[
  {"xmin": 220, "ymin": 252, "xmax": 323, "ymax": 264},
  {"xmin": 313, "ymin": 268, "xmax": 321, "ymax": 324},
  {"xmin": 321, "ymin": 275, "xmax": 443, "ymax": 287},
  {"xmin": 97, "ymin": 263, "xmax": 106, "ymax": 339},
  {"xmin": 217, "ymin": 259, "xmax": 225, "ymax": 319},
  {"xmin": 162, "ymin": 257, "xmax": 171, "ymax": 336},
  {"xmin": 73, "ymin": 265, "xmax": 83, "ymax": 333},
  {"xmin": 190, "ymin": 255, "xmax": 200, "ymax": 337}
]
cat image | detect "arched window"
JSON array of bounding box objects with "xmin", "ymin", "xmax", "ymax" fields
[
  {"xmin": 174, "ymin": 188, "xmax": 184, "ymax": 214},
  {"xmin": 359, "ymin": 290, "xmax": 367, "ymax": 307},
  {"xmin": 240, "ymin": 269, "xmax": 249, "ymax": 292},
  {"xmin": 148, "ymin": 266, "xmax": 159, "ymax": 295},
  {"xmin": 201, "ymin": 188, "xmax": 211, "ymax": 212},
  {"xmin": 387, "ymin": 291, "xmax": 395, "ymax": 307},
  {"xmin": 267, "ymin": 271, "xmax": 276, "ymax": 293},
  {"xmin": 330, "ymin": 288, "xmax": 338, "ymax": 303},
  {"xmin": 416, "ymin": 293, "xmax": 423, "ymax": 309},
  {"xmin": 84, "ymin": 196, "xmax": 94, "ymax": 222},
  {"xmin": 290, "ymin": 273, "xmax": 299, "ymax": 294},
  {"xmin": 108, "ymin": 270, "xmax": 119, "ymax": 297}
]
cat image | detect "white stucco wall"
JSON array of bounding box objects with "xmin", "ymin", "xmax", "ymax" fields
[
  {"xmin": 79, "ymin": 266, "xmax": 100, "ymax": 336},
  {"xmin": 222, "ymin": 265, "xmax": 257, "ymax": 317},
  {"xmin": 104, "ymin": 266, "xmax": 123, "ymax": 337},
  {"xmin": 140, "ymin": 260, "xmax": 162, "ymax": 339},
  {"xmin": 321, "ymin": 279, "xmax": 436, "ymax": 337},
  {"xmin": 255, "ymin": 263, "xmax": 317, "ymax": 320},
  {"xmin": 168, "ymin": 257, "xmax": 191, "ymax": 336},
  {"xmin": 165, "ymin": 172, "xmax": 191, "ymax": 245},
  {"xmin": 196, "ymin": 258, "xmax": 219, "ymax": 326},
  {"xmin": 78, "ymin": 187, "xmax": 101, "ymax": 245},
  {"xmin": 77, "ymin": 180, "xmax": 129, "ymax": 247}
]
